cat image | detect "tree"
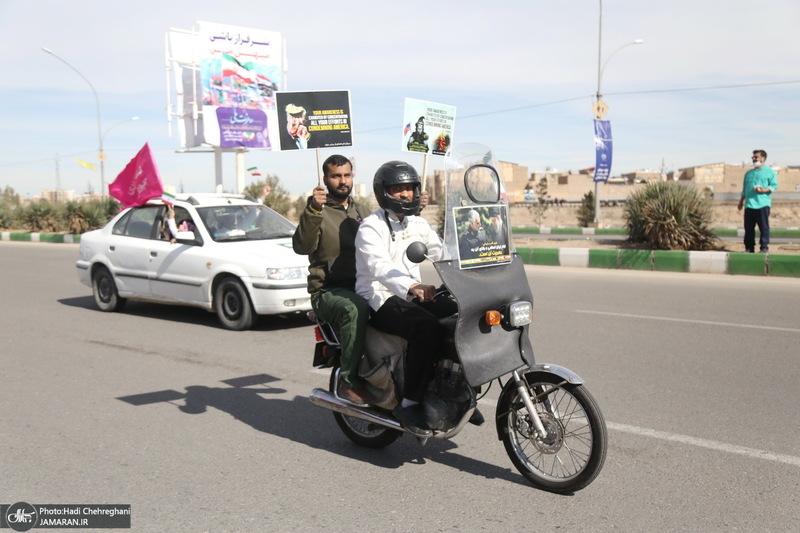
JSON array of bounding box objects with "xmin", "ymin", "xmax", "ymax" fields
[
  {"xmin": 577, "ymin": 191, "xmax": 595, "ymax": 227},
  {"xmin": 528, "ymin": 177, "xmax": 550, "ymax": 226},
  {"xmin": 2, "ymin": 186, "xmax": 21, "ymax": 206},
  {"xmin": 243, "ymin": 174, "xmax": 293, "ymax": 216}
]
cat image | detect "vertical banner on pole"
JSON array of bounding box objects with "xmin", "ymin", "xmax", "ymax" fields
[{"xmin": 593, "ymin": 119, "xmax": 613, "ymax": 182}]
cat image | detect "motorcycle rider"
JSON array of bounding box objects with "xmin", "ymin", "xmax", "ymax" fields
[
  {"xmin": 293, "ymin": 154, "xmax": 372, "ymax": 405},
  {"xmin": 355, "ymin": 161, "xmax": 457, "ymax": 438}
]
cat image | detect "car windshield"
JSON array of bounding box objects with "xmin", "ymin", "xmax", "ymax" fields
[{"xmin": 196, "ymin": 204, "xmax": 296, "ymax": 242}]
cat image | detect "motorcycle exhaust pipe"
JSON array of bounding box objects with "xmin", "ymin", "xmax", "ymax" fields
[{"xmin": 308, "ymin": 388, "xmax": 404, "ymax": 431}]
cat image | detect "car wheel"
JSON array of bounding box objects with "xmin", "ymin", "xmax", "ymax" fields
[
  {"xmin": 92, "ymin": 265, "xmax": 126, "ymax": 312},
  {"xmin": 214, "ymin": 277, "xmax": 255, "ymax": 331}
]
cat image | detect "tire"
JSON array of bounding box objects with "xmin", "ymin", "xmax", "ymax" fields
[
  {"xmin": 497, "ymin": 372, "xmax": 607, "ymax": 493},
  {"xmin": 92, "ymin": 265, "xmax": 126, "ymax": 312},
  {"xmin": 214, "ymin": 277, "xmax": 255, "ymax": 331},
  {"xmin": 329, "ymin": 368, "xmax": 402, "ymax": 449}
]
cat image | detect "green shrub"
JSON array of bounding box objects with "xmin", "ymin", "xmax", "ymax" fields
[
  {"xmin": 624, "ymin": 181, "xmax": 717, "ymax": 251},
  {"xmin": 18, "ymin": 200, "xmax": 60, "ymax": 232}
]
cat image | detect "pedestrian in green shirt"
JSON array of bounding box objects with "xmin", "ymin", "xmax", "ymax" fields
[{"xmin": 738, "ymin": 149, "xmax": 778, "ymax": 253}]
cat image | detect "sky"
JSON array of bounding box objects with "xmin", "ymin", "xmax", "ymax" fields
[{"xmin": 1, "ymin": 0, "xmax": 799, "ymax": 199}]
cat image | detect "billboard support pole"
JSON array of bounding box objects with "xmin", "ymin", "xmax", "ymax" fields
[
  {"xmin": 214, "ymin": 147, "xmax": 223, "ymax": 193},
  {"xmin": 236, "ymin": 148, "xmax": 245, "ymax": 194}
]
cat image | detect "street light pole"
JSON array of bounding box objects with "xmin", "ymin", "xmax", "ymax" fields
[
  {"xmin": 100, "ymin": 117, "xmax": 139, "ymax": 181},
  {"xmin": 593, "ymin": 1, "xmax": 643, "ymax": 225},
  {"xmin": 42, "ymin": 47, "xmax": 105, "ymax": 198}
]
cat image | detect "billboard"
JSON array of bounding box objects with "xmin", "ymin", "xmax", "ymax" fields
[{"xmin": 166, "ymin": 22, "xmax": 285, "ymax": 150}]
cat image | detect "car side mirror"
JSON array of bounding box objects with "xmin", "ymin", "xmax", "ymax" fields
[
  {"xmin": 406, "ymin": 241, "xmax": 428, "ymax": 264},
  {"xmin": 175, "ymin": 231, "xmax": 199, "ymax": 245}
]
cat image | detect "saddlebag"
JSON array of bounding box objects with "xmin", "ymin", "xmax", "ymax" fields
[{"xmin": 358, "ymin": 325, "xmax": 406, "ymax": 410}]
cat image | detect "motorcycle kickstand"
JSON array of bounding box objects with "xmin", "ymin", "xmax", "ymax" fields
[{"xmin": 511, "ymin": 369, "xmax": 548, "ymax": 438}]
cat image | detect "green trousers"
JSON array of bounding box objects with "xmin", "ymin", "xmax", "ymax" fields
[{"xmin": 311, "ymin": 288, "xmax": 369, "ymax": 388}]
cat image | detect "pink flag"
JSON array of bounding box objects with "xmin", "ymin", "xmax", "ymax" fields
[{"xmin": 108, "ymin": 143, "xmax": 164, "ymax": 207}]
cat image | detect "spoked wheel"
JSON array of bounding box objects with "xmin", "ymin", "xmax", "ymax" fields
[
  {"xmin": 329, "ymin": 368, "xmax": 402, "ymax": 449},
  {"xmin": 497, "ymin": 372, "xmax": 607, "ymax": 493}
]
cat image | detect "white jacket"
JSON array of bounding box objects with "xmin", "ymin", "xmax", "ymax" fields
[{"xmin": 355, "ymin": 209, "xmax": 446, "ymax": 311}]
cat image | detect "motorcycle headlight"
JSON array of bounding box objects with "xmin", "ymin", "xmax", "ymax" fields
[
  {"xmin": 266, "ymin": 267, "xmax": 305, "ymax": 280},
  {"xmin": 507, "ymin": 301, "xmax": 532, "ymax": 327}
]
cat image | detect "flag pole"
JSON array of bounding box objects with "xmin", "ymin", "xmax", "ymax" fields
[
  {"xmin": 316, "ymin": 149, "xmax": 322, "ymax": 186},
  {"xmin": 421, "ymin": 153, "xmax": 429, "ymax": 193}
]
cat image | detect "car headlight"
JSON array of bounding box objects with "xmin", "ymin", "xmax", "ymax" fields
[
  {"xmin": 507, "ymin": 301, "xmax": 532, "ymax": 327},
  {"xmin": 266, "ymin": 267, "xmax": 305, "ymax": 280}
]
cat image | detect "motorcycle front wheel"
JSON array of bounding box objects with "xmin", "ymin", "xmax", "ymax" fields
[
  {"xmin": 497, "ymin": 372, "xmax": 607, "ymax": 493},
  {"xmin": 328, "ymin": 368, "xmax": 402, "ymax": 449}
]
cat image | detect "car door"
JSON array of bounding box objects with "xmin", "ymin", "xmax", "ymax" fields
[
  {"xmin": 106, "ymin": 206, "xmax": 160, "ymax": 297},
  {"xmin": 147, "ymin": 206, "xmax": 209, "ymax": 305}
]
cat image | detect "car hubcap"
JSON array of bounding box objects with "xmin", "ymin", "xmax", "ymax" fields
[
  {"xmin": 223, "ymin": 291, "xmax": 241, "ymax": 318},
  {"xmin": 98, "ymin": 277, "xmax": 112, "ymax": 302}
]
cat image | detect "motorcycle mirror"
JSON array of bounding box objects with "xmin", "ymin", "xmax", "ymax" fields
[
  {"xmin": 464, "ymin": 164, "xmax": 501, "ymax": 204},
  {"xmin": 406, "ymin": 241, "xmax": 428, "ymax": 264}
]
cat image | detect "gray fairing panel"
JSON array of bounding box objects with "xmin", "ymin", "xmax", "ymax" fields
[{"xmin": 434, "ymin": 254, "xmax": 535, "ymax": 386}]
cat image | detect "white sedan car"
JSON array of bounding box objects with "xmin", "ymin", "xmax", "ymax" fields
[{"xmin": 76, "ymin": 193, "xmax": 311, "ymax": 330}]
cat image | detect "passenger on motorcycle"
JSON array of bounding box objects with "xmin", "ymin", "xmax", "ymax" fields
[
  {"xmin": 355, "ymin": 161, "xmax": 458, "ymax": 438},
  {"xmin": 292, "ymin": 154, "xmax": 373, "ymax": 405}
]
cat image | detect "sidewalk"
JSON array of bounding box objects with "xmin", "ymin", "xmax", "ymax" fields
[{"xmin": 4, "ymin": 229, "xmax": 800, "ymax": 278}]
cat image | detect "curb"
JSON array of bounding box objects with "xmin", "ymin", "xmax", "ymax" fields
[
  {"xmin": 1, "ymin": 232, "xmax": 81, "ymax": 243},
  {"xmin": 516, "ymin": 247, "xmax": 800, "ymax": 278}
]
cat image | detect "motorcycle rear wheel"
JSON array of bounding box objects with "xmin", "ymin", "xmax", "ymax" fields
[
  {"xmin": 497, "ymin": 372, "xmax": 607, "ymax": 493},
  {"xmin": 329, "ymin": 369, "xmax": 402, "ymax": 449}
]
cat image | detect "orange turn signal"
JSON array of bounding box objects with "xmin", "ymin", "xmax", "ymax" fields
[{"xmin": 485, "ymin": 310, "xmax": 503, "ymax": 326}]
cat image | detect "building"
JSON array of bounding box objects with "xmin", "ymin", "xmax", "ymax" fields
[
  {"xmin": 419, "ymin": 160, "xmax": 800, "ymax": 207},
  {"xmin": 676, "ymin": 164, "xmax": 800, "ymax": 201}
]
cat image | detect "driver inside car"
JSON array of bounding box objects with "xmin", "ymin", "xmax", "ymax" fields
[{"xmin": 355, "ymin": 161, "xmax": 458, "ymax": 438}]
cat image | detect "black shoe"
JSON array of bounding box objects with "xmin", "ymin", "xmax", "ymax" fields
[
  {"xmin": 468, "ymin": 408, "xmax": 485, "ymax": 426},
  {"xmin": 746, "ymin": 249, "xmax": 755, "ymax": 253},
  {"xmin": 393, "ymin": 403, "xmax": 432, "ymax": 438},
  {"xmin": 760, "ymin": 247, "xmax": 769, "ymax": 253}
]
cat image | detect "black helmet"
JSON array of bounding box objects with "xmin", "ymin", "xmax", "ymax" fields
[{"xmin": 373, "ymin": 161, "xmax": 421, "ymax": 217}]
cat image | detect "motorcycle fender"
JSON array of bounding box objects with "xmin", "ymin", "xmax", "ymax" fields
[
  {"xmin": 527, "ymin": 363, "xmax": 584, "ymax": 385},
  {"xmin": 494, "ymin": 364, "xmax": 584, "ymax": 441}
]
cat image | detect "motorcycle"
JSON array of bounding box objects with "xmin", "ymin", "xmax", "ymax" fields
[{"xmin": 308, "ymin": 144, "xmax": 607, "ymax": 492}]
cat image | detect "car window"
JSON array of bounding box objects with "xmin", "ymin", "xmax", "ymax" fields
[
  {"xmin": 118, "ymin": 206, "xmax": 160, "ymax": 239},
  {"xmin": 156, "ymin": 206, "xmax": 198, "ymax": 241},
  {"xmin": 197, "ymin": 204, "xmax": 295, "ymax": 242},
  {"xmin": 112, "ymin": 212, "xmax": 132, "ymax": 236}
]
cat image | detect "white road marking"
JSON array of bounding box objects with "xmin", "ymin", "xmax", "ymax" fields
[
  {"xmin": 576, "ymin": 309, "xmax": 800, "ymax": 334},
  {"xmin": 608, "ymin": 422, "xmax": 800, "ymax": 467},
  {"xmin": 478, "ymin": 397, "xmax": 800, "ymax": 468}
]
